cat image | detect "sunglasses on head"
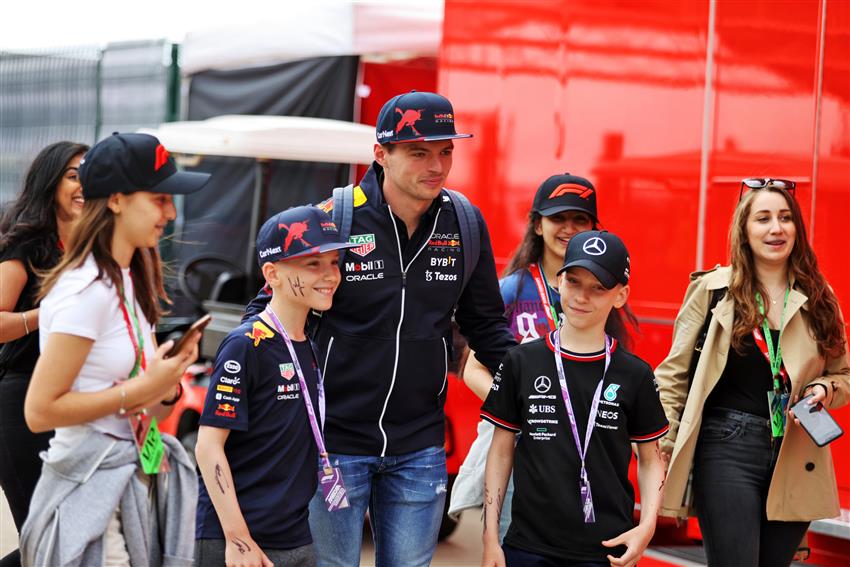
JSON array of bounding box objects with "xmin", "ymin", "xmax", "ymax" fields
[{"xmin": 739, "ymin": 178, "xmax": 796, "ymax": 201}]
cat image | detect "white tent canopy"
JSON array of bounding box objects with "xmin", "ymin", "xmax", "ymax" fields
[
  {"xmin": 180, "ymin": 0, "xmax": 443, "ymax": 75},
  {"xmin": 140, "ymin": 115, "xmax": 376, "ymax": 164}
]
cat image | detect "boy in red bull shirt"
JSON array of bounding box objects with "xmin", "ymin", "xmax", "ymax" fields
[{"xmin": 195, "ymin": 206, "xmax": 357, "ymax": 567}]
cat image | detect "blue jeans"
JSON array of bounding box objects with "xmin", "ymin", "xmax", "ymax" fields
[
  {"xmin": 308, "ymin": 446, "xmax": 447, "ymax": 567},
  {"xmin": 693, "ymin": 407, "xmax": 809, "ymax": 567}
]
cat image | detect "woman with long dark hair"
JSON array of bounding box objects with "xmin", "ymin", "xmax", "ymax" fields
[
  {"xmin": 20, "ymin": 133, "xmax": 209, "ymax": 566},
  {"xmin": 656, "ymin": 179, "xmax": 849, "ymax": 566},
  {"xmin": 0, "ymin": 141, "xmax": 88, "ymax": 567},
  {"xmin": 449, "ymin": 173, "xmax": 638, "ymax": 540}
]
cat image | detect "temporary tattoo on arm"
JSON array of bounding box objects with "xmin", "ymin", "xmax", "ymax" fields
[
  {"xmin": 482, "ymin": 487, "xmax": 504, "ymax": 533},
  {"xmin": 231, "ymin": 537, "xmax": 251, "ymax": 554},
  {"xmin": 214, "ymin": 463, "xmax": 229, "ymax": 494},
  {"xmin": 287, "ymin": 276, "xmax": 305, "ymax": 297}
]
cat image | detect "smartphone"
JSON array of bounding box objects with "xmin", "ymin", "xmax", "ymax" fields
[
  {"xmin": 791, "ymin": 394, "xmax": 844, "ymax": 447},
  {"xmin": 166, "ymin": 314, "xmax": 212, "ymax": 358}
]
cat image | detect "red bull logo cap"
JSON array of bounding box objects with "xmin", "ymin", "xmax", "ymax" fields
[
  {"xmin": 79, "ymin": 133, "xmax": 210, "ymax": 199},
  {"xmin": 256, "ymin": 206, "xmax": 359, "ymax": 266},
  {"xmin": 376, "ymin": 90, "xmax": 473, "ymax": 144},
  {"xmin": 532, "ymin": 173, "xmax": 598, "ymax": 222}
]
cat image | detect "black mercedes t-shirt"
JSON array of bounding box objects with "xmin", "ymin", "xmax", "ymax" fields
[
  {"xmin": 481, "ymin": 335, "xmax": 669, "ymax": 562},
  {"xmin": 0, "ymin": 236, "xmax": 60, "ymax": 374},
  {"xmin": 705, "ymin": 329, "xmax": 778, "ymax": 418},
  {"xmin": 196, "ymin": 315, "xmax": 320, "ymax": 550}
]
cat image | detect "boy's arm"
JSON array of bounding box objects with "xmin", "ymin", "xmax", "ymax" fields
[
  {"xmin": 196, "ymin": 425, "xmax": 273, "ymax": 567},
  {"xmin": 602, "ymin": 441, "xmax": 665, "ymax": 567},
  {"xmin": 463, "ymin": 348, "xmax": 495, "ymax": 401},
  {"xmin": 481, "ymin": 426, "xmax": 515, "ymax": 567}
]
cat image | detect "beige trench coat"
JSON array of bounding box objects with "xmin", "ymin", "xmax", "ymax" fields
[{"xmin": 655, "ymin": 266, "xmax": 850, "ymax": 521}]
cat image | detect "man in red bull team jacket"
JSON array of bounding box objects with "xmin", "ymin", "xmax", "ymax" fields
[{"xmin": 244, "ymin": 91, "xmax": 515, "ymax": 566}]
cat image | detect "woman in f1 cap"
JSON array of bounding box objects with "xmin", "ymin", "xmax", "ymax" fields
[
  {"xmin": 20, "ymin": 133, "xmax": 210, "ymax": 566},
  {"xmin": 449, "ymin": 173, "xmax": 638, "ymax": 541}
]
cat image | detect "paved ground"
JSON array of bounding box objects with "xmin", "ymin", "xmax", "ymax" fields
[{"xmin": 1, "ymin": 488, "xmax": 486, "ymax": 565}]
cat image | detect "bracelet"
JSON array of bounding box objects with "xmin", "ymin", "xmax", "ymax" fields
[
  {"xmin": 118, "ymin": 385, "xmax": 127, "ymax": 416},
  {"xmin": 161, "ymin": 383, "xmax": 183, "ymax": 406},
  {"xmin": 21, "ymin": 312, "xmax": 30, "ymax": 335}
]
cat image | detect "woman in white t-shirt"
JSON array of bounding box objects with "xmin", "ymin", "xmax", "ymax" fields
[{"xmin": 21, "ymin": 133, "xmax": 211, "ymax": 567}]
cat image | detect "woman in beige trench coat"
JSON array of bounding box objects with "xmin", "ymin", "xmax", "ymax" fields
[{"xmin": 655, "ymin": 179, "xmax": 849, "ymax": 567}]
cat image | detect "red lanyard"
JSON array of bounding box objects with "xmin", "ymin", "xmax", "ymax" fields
[
  {"xmin": 117, "ymin": 286, "xmax": 146, "ymax": 378},
  {"xmin": 529, "ymin": 263, "xmax": 558, "ymax": 332}
]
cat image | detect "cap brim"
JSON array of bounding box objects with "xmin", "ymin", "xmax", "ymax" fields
[
  {"xmin": 389, "ymin": 133, "xmax": 474, "ymax": 143},
  {"xmin": 150, "ymin": 170, "xmax": 211, "ymax": 195},
  {"xmin": 556, "ymin": 259, "xmax": 618, "ymax": 289},
  {"xmin": 536, "ymin": 204, "xmax": 598, "ymax": 222},
  {"xmin": 279, "ymin": 241, "xmax": 361, "ymax": 261}
]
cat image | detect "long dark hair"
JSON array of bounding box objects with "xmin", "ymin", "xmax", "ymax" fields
[
  {"xmin": 503, "ymin": 210, "xmax": 640, "ymax": 349},
  {"xmin": 729, "ymin": 186, "xmax": 844, "ymax": 358},
  {"xmin": 39, "ymin": 199, "xmax": 168, "ymax": 325},
  {"xmin": 0, "ymin": 141, "xmax": 89, "ymax": 266}
]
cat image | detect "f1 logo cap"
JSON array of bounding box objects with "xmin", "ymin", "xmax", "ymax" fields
[
  {"xmin": 79, "ymin": 132, "xmax": 210, "ymax": 199},
  {"xmin": 532, "ymin": 173, "xmax": 598, "ymax": 222},
  {"xmin": 375, "ymin": 90, "xmax": 473, "ymax": 144},
  {"xmin": 557, "ymin": 230, "xmax": 630, "ymax": 289}
]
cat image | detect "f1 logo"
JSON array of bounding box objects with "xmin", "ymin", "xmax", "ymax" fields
[{"xmin": 548, "ymin": 183, "xmax": 593, "ymax": 199}]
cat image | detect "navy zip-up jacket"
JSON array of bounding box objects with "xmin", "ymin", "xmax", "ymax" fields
[{"xmin": 246, "ymin": 163, "xmax": 515, "ymax": 456}]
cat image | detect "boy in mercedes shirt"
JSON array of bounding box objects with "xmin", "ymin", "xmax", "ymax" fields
[
  {"xmin": 481, "ymin": 231, "xmax": 668, "ymax": 567},
  {"xmin": 194, "ymin": 206, "xmax": 357, "ymax": 567}
]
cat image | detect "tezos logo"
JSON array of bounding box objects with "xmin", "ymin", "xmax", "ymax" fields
[
  {"xmin": 582, "ymin": 237, "xmax": 607, "ymax": 256},
  {"xmin": 603, "ymin": 383, "xmax": 621, "ymax": 401},
  {"xmin": 224, "ymin": 360, "xmax": 241, "ymax": 374},
  {"xmin": 534, "ymin": 376, "xmax": 551, "ymax": 394}
]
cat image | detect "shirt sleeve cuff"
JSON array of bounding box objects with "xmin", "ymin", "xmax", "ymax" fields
[
  {"xmin": 630, "ymin": 423, "xmax": 669, "ymax": 443},
  {"xmin": 480, "ymin": 410, "xmax": 521, "ymax": 432}
]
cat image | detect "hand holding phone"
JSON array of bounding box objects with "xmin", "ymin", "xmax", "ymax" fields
[
  {"xmin": 167, "ymin": 314, "xmax": 212, "ymax": 358},
  {"xmin": 790, "ymin": 394, "xmax": 844, "ymax": 447}
]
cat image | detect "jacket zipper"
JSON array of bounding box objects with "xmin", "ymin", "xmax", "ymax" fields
[
  {"xmin": 378, "ymin": 205, "xmax": 442, "ymax": 457},
  {"xmin": 320, "ymin": 336, "xmax": 334, "ymax": 433},
  {"xmin": 438, "ymin": 337, "xmax": 449, "ymax": 397}
]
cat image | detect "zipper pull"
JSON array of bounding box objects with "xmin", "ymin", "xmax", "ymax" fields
[{"xmin": 402, "ymin": 270, "xmax": 407, "ymax": 286}]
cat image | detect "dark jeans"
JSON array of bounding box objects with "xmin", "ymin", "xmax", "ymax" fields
[
  {"xmin": 693, "ymin": 407, "xmax": 809, "ymax": 567},
  {"xmin": 195, "ymin": 539, "xmax": 316, "ymax": 566},
  {"xmin": 503, "ymin": 544, "xmax": 608, "ymax": 567},
  {"xmin": 0, "ymin": 372, "xmax": 52, "ymax": 567}
]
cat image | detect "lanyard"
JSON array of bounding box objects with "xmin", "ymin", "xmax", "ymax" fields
[
  {"xmin": 117, "ymin": 287, "xmax": 146, "ymax": 378},
  {"xmin": 551, "ymin": 328, "xmax": 612, "ymax": 522},
  {"xmin": 264, "ymin": 305, "xmax": 331, "ymax": 471},
  {"xmin": 529, "ymin": 263, "xmax": 558, "ymax": 332},
  {"xmin": 754, "ymin": 288, "xmax": 790, "ymax": 392}
]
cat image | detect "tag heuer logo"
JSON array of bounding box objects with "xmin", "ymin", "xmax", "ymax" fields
[
  {"xmin": 349, "ymin": 234, "xmax": 376, "ymax": 257},
  {"xmin": 280, "ymin": 363, "xmax": 295, "ymax": 381}
]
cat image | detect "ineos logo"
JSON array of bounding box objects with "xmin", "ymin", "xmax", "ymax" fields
[
  {"xmin": 534, "ymin": 376, "xmax": 551, "ymax": 393},
  {"xmin": 224, "ymin": 360, "xmax": 241, "ymax": 374},
  {"xmin": 582, "ymin": 237, "xmax": 607, "ymax": 256}
]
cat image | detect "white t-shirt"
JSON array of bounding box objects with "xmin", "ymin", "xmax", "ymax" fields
[{"xmin": 39, "ymin": 254, "xmax": 155, "ymax": 449}]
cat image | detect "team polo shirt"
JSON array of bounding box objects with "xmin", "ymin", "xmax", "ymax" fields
[
  {"xmin": 481, "ymin": 336, "xmax": 669, "ymax": 562},
  {"xmin": 196, "ymin": 314, "xmax": 320, "ymax": 550}
]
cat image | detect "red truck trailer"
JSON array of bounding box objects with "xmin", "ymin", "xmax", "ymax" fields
[{"xmin": 435, "ymin": 0, "xmax": 850, "ymax": 564}]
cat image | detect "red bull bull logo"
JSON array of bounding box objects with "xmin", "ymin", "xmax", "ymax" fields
[
  {"xmin": 245, "ymin": 321, "xmax": 275, "ymax": 347},
  {"xmin": 279, "ymin": 220, "xmax": 311, "ymax": 253},
  {"xmin": 395, "ymin": 108, "xmax": 424, "ymax": 136},
  {"xmin": 215, "ymin": 403, "xmax": 237, "ymax": 418}
]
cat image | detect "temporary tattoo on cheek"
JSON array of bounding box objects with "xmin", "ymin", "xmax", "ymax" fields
[
  {"xmin": 214, "ymin": 463, "xmax": 229, "ymax": 494},
  {"xmin": 287, "ymin": 276, "xmax": 306, "ymax": 297},
  {"xmin": 231, "ymin": 537, "xmax": 251, "ymax": 554}
]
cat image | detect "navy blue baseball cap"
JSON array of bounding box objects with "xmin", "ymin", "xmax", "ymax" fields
[
  {"xmin": 79, "ymin": 133, "xmax": 210, "ymax": 199},
  {"xmin": 532, "ymin": 173, "xmax": 598, "ymax": 221},
  {"xmin": 557, "ymin": 230, "xmax": 630, "ymax": 289},
  {"xmin": 375, "ymin": 90, "xmax": 473, "ymax": 144},
  {"xmin": 256, "ymin": 206, "xmax": 359, "ymax": 265}
]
